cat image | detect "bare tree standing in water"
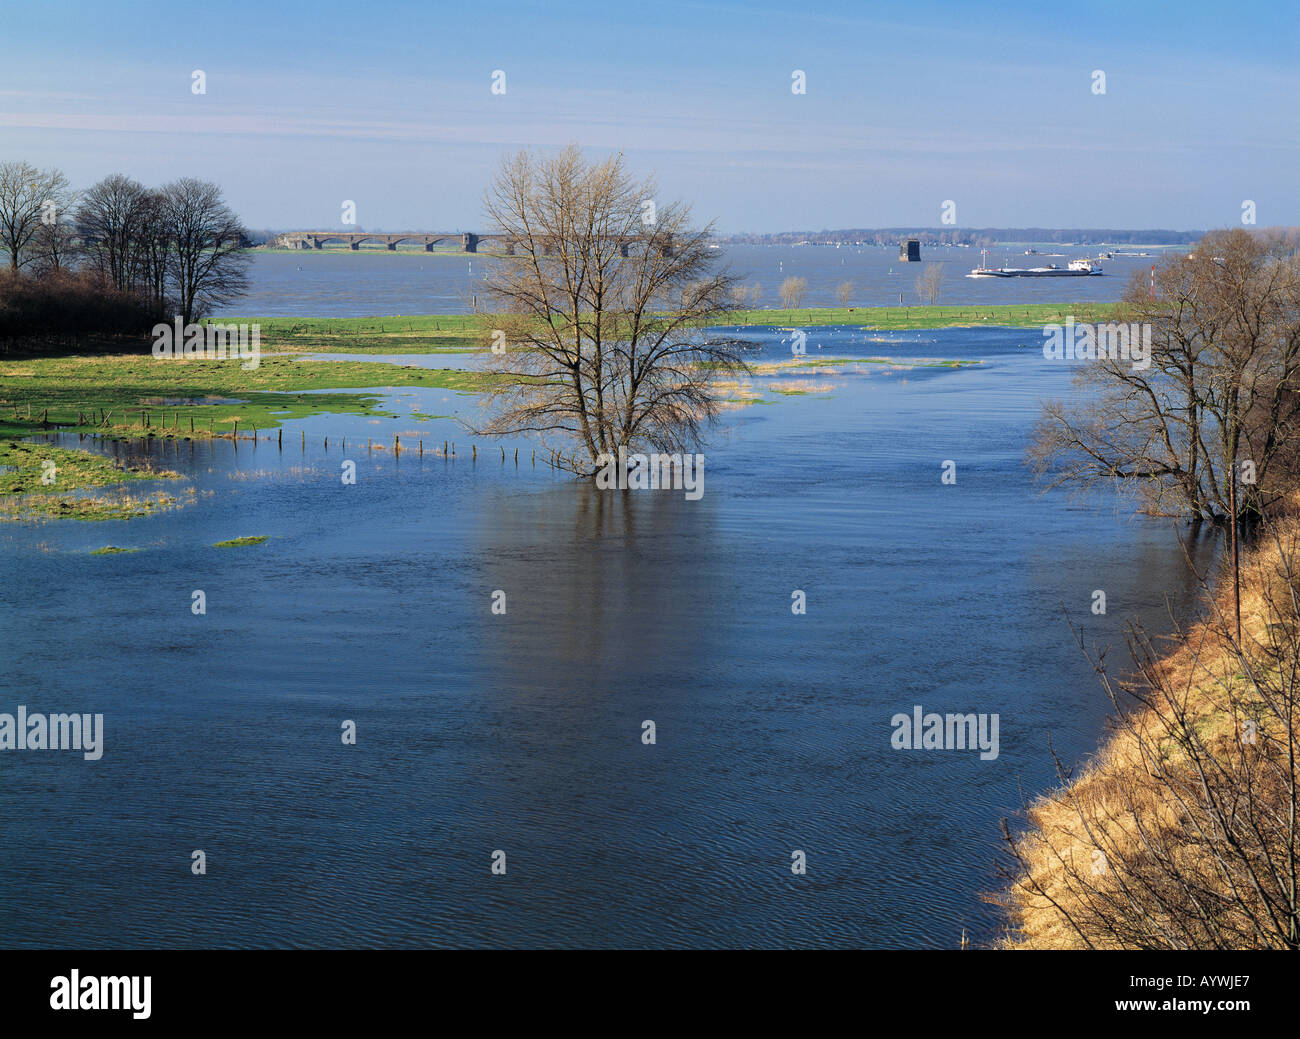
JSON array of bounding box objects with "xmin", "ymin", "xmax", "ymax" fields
[{"xmin": 476, "ymin": 146, "xmax": 750, "ymax": 476}]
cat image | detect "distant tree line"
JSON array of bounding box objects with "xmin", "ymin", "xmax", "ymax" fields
[
  {"xmin": 716, "ymin": 227, "xmax": 1214, "ymax": 247},
  {"xmin": 0, "ymin": 160, "xmax": 250, "ymax": 351}
]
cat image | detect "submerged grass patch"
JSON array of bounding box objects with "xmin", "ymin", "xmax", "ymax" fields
[
  {"xmin": 0, "ymin": 439, "xmax": 188, "ymax": 522},
  {"xmin": 90, "ymin": 545, "xmax": 138, "ymax": 555},
  {"xmin": 213, "ymin": 535, "xmax": 268, "ymax": 547},
  {"xmin": 0, "ymin": 353, "xmax": 486, "ymax": 440}
]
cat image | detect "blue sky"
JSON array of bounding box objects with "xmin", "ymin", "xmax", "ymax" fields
[{"xmin": 3, "ymin": 0, "xmax": 1297, "ymax": 231}]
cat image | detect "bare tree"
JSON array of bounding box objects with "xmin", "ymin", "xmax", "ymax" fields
[
  {"xmin": 28, "ymin": 190, "xmax": 82, "ymax": 276},
  {"xmin": 134, "ymin": 190, "xmax": 172, "ymax": 316},
  {"xmin": 160, "ymin": 178, "xmax": 250, "ymax": 324},
  {"xmin": 0, "ymin": 161, "xmax": 72, "ymax": 270},
  {"xmin": 916, "ymin": 262, "xmax": 944, "ymax": 305},
  {"xmin": 476, "ymin": 146, "xmax": 750, "ymax": 476},
  {"xmin": 1030, "ymin": 229, "xmax": 1300, "ymax": 523},
  {"xmin": 746, "ymin": 283, "xmax": 762, "ymax": 309},
  {"xmin": 76, "ymin": 174, "xmax": 151, "ymax": 292},
  {"xmin": 779, "ymin": 276, "xmax": 808, "ymax": 309},
  {"xmin": 836, "ymin": 280, "xmax": 854, "ymax": 307}
]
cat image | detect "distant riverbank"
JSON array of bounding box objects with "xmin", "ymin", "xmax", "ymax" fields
[
  {"xmin": 230, "ymin": 245, "xmax": 1143, "ymax": 317},
  {"xmin": 222, "ymin": 303, "xmax": 1125, "ymax": 354}
]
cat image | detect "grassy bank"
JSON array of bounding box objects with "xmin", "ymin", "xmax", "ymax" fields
[
  {"xmin": 222, "ymin": 303, "xmax": 1124, "ymax": 355},
  {"xmin": 997, "ymin": 511, "xmax": 1300, "ymax": 949}
]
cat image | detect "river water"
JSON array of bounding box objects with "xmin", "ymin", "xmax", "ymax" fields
[
  {"xmin": 231, "ymin": 244, "xmax": 1168, "ymax": 317},
  {"xmin": 0, "ymin": 323, "xmax": 1217, "ymax": 947}
]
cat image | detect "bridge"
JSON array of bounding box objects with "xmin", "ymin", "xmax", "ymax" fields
[{"xmin": 272, "ymin": 231, "xmax": 673, "ymax": 256}]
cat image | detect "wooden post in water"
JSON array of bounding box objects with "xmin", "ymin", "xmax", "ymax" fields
[
  {"xmin": 302, "ymin": 430, "xmax": 306, "ymax": 452},
  {"xmin": 472, "ymin": 444, "xmax": 476, "ymax": 461},
  {"xmin": 419, "ymin": 440, "xmax": 422, "ymax": 457},
  {"xmin": 233, "ymin": 419, "xmax": 238, "ymax": 438},
  {"xmin": 278, "ymin": 428, "xmax": 282, "ymax": 448},
  {"xmin": 395, "ymin": 434, "xmax": 400, "ymax": 454}
]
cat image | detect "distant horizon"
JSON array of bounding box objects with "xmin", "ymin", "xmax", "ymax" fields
[{"xmin": 243, "ymin": 224, "xmax": 1232, "ymax": 240}]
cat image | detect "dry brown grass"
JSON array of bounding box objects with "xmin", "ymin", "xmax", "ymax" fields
[{"xmin": 995, "ymin": 502, "xmax": 1300, "ymax": 949}]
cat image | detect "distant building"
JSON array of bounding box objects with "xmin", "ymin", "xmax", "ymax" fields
[{"xmin": 899, "ymin": 239, "xmax": 921, "ymax": 262}]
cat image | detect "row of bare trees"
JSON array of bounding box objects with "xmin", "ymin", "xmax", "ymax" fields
[
  {"xmin": 0, "ymin": 160, "xmax": 250, "ymax": 330},
  {"xmin": 725, "ymin": 269, "xmax": 945, "ymax": 311}
]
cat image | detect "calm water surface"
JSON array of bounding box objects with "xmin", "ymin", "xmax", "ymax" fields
[
  {"xmin": 229, "ymin": 244, "xmax": 1169, "ymax": 317},
  {"xmin": 0, "ymin": 327, "xmax": 1215, "ymax": 948}
]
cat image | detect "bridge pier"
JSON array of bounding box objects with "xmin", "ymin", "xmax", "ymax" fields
[
  {"xmin": 620, "ymin": 243, "xmax": 630, "ymax": 257},
  {"xmin": 349, "ymin": 241, "xmax": 359, "ymax": 250},
  {"xmin": 462, "ymin": 232, "xmax": 479, "ymax": 253},
  {"xmin": 387, "ymin": 242, "xmax": 397, "ymax": 251}
]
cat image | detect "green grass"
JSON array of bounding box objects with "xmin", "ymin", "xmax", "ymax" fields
[
  {"xmin": 91, "ymin": 545, "xmax": 139, "ymax": 555},
  {"xmin": 0, "ymin": 351, "xmax": 485, "ymax": 519},
  {"xmin": 0, "ymin": 439, "xmax": 188, "ymax": 522},
  {"xmin": 210, "ymin": 302, "xmax": 1124, "ymax": 356},
  {"xmin": 0, "ymin": 353, "xmax": 485, "ymax": 440},
  {"xmin": 715, "ymin": 302, "xmax": 1125, "ymax": 330},
  {"xmin": 0, "ymin": 439, "xmax": 172, "ymax": 493},
  {"xmin": 214, "ymin": 535, "xmax": 268, "ymax": 547},
  {"xmin": 213, "ymin": 314, "xmax": 486, "ymax": 354}
]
